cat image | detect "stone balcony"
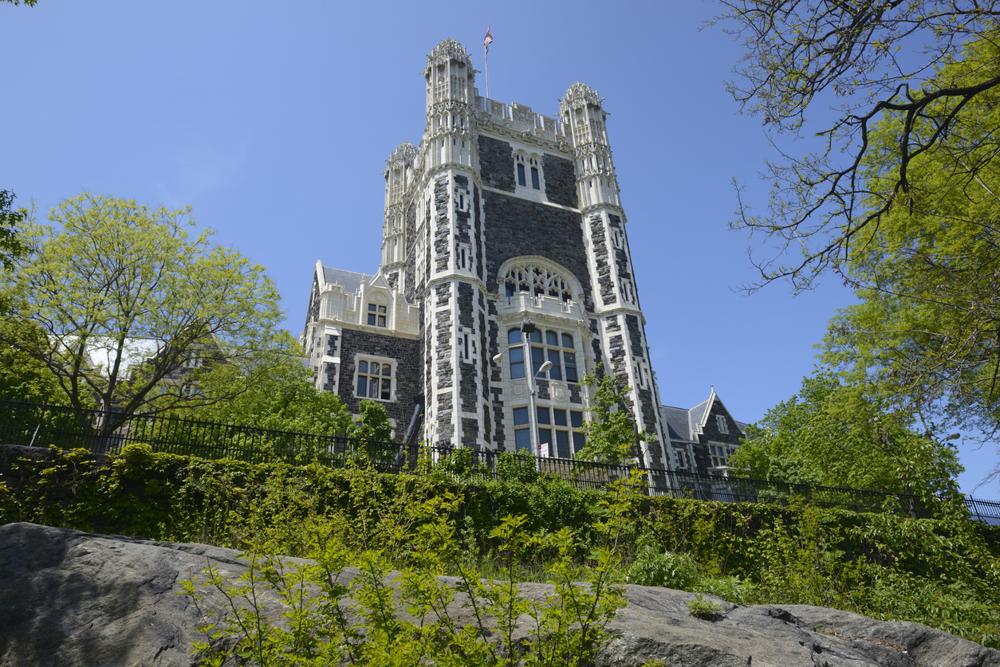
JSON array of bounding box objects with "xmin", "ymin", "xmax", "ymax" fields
[{"xmin": 497, "ymin": 293, "xmax": 583, "ymax": 322}]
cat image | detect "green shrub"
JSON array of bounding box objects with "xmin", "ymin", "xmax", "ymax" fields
[
  {"xmin": 624, "ymin": 543, "xmax": 700, "ymax": 589},
  {"xmin": 687, "ymin": 594, "xmax": 724, "ymax": 621}
]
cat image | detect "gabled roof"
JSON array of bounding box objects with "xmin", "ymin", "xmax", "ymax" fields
[
  {"xmin": 661, "ymin": 387, "xmax": 746, "ymax": 444},
  {"xmin": 321, "ymin": 265, "xmax": 369, "ymax": 294}
]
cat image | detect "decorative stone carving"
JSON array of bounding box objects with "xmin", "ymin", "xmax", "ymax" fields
[
  {"xmin": 561, "ymin": 82, "xmax": 602, "ymax": 111},
  {"xmin": 426, "ymin": 38, "xmax": 472, "ymax": 67}
]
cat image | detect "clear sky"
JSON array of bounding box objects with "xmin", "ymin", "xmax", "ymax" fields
[{"xmin": 3, "ymin": 1, "xmax": 996, "ymax": 495}]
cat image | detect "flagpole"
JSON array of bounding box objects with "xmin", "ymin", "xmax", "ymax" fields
[{"xmin": 484, "ymin": 42, "xmax": 490, "ymax": 99}]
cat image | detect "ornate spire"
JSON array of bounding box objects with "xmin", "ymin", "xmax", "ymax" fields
[
  {"xmin": 426, "ymin": 38, "xmax": 472, "ymax": 67},
  {"xmin": 560, "ymin": 82, "xmax": 602, "ymax": 111},
  {"xmin": 387, "ymin": 141, "xmax": 418, "ymax": 166}
]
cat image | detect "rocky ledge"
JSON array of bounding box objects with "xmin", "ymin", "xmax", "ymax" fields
[{"xmin": 0, "ymin": 522, "xmax": 996, "ymax": 666}]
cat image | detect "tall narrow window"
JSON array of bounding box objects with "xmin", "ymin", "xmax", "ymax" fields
[
  {"xmin": 530, "ymin": 166, "xmax": 540, "ymax": 189},
  {"xmin": 516, "ymin": 162, "xmax": 526, "ymax": 186},
  {"xmin": 716, "ymin": 414, "xmax": 729, "ymax": 435}
]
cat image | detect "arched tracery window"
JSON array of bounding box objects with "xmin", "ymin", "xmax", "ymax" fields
[{"xmin": 501, "ymin": 261, "xmax": 575, "ymax": 302}]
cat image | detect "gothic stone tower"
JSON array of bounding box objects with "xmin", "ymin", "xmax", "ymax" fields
[{"xmin": 303, "ymin": 38, "xmax": 670, "ymax": 469}]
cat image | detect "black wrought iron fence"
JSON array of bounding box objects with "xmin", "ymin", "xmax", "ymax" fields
[{"xmin": 0, "ymin": 399, "xmax": 995, "ymax": 522}]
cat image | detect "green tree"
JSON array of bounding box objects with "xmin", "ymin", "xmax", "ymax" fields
[
  {"xmin": 820, "ymin": 37, "xmax": 1000, "ymax": 450},
  {"xmin": 576, "ymin": 372, "xmax": 647, "ymax": 465},
  {"xmin": 730, "ymin": 372, "xmax": 962, "ymax": 502},
  {"xmin": 720, "ymin": 2, "xmax": 1000, "ymax": 288},
  {"xmin": 171, "ymin": 334, "xmax": 352, "ymax": 435},
  {"xmin": 0, "ymin": 191, "xmax": 28, "ymax": 275},
  {"xmin": 0, "ymin": 193, "xmax": 282, "ymax": 436}
]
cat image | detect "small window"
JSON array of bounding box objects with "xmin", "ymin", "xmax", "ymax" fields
[
  {"xmin": 516, "ymin": 162, "xmax": 526, "ymax": 186},
  {"xmin": 530, "ymin": 166, "xmax": 540, "ymax": 189},
  {"xmin": 367, "ymin": 303, "xmax": 387, "ymax": 327},
  {"xmin": 459, "ymin": 327, "xmax": 476, "ymax": 363},
  {"xmin": 456, "ymin": 242, "xmax": 470, "ymax": 271},
  {"xmin": 716, "ymin": 414, "xmax": 729, "ymax": 435}
]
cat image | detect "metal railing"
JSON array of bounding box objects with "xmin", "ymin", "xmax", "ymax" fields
[{"xmin": 0, "ymin": 399, "xmax": 996, "ymax": 522}]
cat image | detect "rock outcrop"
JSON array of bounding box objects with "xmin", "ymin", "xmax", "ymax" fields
[{"xmin": 0, "ymin": 522, "xmax": 996, "ymax": 666}]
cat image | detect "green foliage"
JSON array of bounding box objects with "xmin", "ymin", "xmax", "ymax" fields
[
  {"xmin": 576, "ymin": 372, "xmax": 647, "ymax": 464},
  {"xmin": 730, "ymin": 372, "xmax": 962, "ymax": 505},
  {"xmin": 822, "ymin": 35, "xmax": 1000, "ymax": 451},
  {"xmin": 169, "ymin": 333, "xmax": 351, "ymax": 436},
  {"xmin": 624, "ymin": 537, "xmax": 700, "ymax": 589},
  {"xmin": 687, "ymin": 594, "xmax": 723, "ymax": 621},
  {"xmin": 181, "ymin": 477, "xmax": 636, "ymax": 665},
  {"xmin": 0, "ymin": 193, "xmax": 283, "ymax": 435},
  {"xmin": 0, "ymin": 191, "xmax": 28, "ymax": 276},
  {"xmin": 2, "ymin": 447, "xmax": 999, "ymax": 647}
]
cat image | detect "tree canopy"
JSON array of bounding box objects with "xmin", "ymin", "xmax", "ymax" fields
[
  {"xmin": 730, "ymin": 372, "xmax": 962, "ymax": 502},
  {"xmin": 720, "ymin": 1, "xmax": 1000, "ymax": 289},
  {"xmin": 575, "ymin": 373, "xmax": 647, "ymax": 465},
  {"xmin": 817, "ymin": 36, "xmax": 1000, "ymax": 449},
  {"xmin": 0, "ymin": 193, "xmax": 283, "ymax": 434},
  {"xmin": 170, "ymin": 334, "xmax": 352, "ymax": 436}
]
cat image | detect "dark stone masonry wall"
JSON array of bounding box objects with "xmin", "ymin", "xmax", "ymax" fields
[
  {"xmin": 483, "ymin": 192, "xmax": 592, "ymax": 308},
  {"xmin": 542, "ymin": 153, "xmax": 578, "ymax": 208},
  {"xmin": 336, "ymin": 328, "xmax": 422, "ymax": 434},
  {"xmin": 589, "ymin": 214, "xmax": 616, "ymax": 307},
  {"xmin": 477, "ymin": 135, "xmax": 515, "ymax": 192},
  {"xmin": 434, "ymin": 176, "xmax": 450, "ymax": 273}
]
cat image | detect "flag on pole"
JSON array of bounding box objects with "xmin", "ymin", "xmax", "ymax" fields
[{"xmin": 484, "ymin": 27, "xmax": 494, "ymax": 54}]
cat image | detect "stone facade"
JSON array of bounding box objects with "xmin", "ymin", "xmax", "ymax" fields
[{"xmin": 301, "ymin": 38, "xmax": 745, "ymax": 471}]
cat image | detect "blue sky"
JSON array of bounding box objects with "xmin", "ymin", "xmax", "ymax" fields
[{"xmin": 3, "ymin": 1, "xmax": 996, "ymax": 495}]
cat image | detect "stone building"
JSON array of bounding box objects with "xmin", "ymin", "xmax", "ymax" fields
[{"xmin": 302, "ymin": 38, "xmax": 743, "ymax": 474}]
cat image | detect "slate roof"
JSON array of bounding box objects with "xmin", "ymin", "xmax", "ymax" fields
[
  {"xmin": 660, "ymin": 389, "xmax": 747, "ymax": 443},
  {"xmin": 321, "ymin": 266, "xmax": 369, "ymax": 293},
  {"xmin": 660, "ymin": 405, "xmax": 693, "ymax": 441}
]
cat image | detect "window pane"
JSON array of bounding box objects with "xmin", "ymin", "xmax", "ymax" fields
[
  {"xmin": 505, "ymin": 282, "xmax": 515, "ymax": 298},
  {"xmin": 514, "ymin": 428, "xmax": 531, "ymax": 451},
  {"xmin": 531, "ymin": 166, "xmax": 540, "ymax": 190},
  {"xmin": 507, "ymin": 328, "xmax": 522, "ymax": 344},
  {"xmin": 370, "ymin": 362, "xmax": 380, "ymax": 375},
  {"xmin": 536, "ymin": 407, "xmax": 550, "ymax": 424},
  {"xmin": 564, "ymin": 352, "xmax": 578, "ymax": 383},
  {"xmin": 573, "ymin": 432, "xmax": 586, "ymax": 453},
  {"xmin": 380, "ymin": 380, "xmax": 391, "ymax": 400},
  {"xmin": 368, "ymin": 379, "xmax": 379, "ymax": 398},
  {"xmin": 517, "ymin": 163, "xmax": 526, "ymax": 186},
  {"xmin": 357, "ymin": 376, "xmax": 367, "ymax": 397},
  {"xmin": 570, "ymin": 411, "xmax": 583, "ymax": 428},
  {"xmin": 547, "ymin": 349, "xmax": 562, "ymax": 380},
  {"xmin": 556, "ymin": 431, "xmax": 570, "ymax": 458},
  {"xmin": 513, "ymin": 406, "xmax": 529, "ymax": 425},
  {"xmin": 553, "ymin": 409, "xmax": 567, "ymax": 426},
  {"xmin": 367, "ymin": 314, "xmax": 377, "ymax": 326},
  {"xmin": 546, "ymin": 330, "xmax": 558, "ymax": 346},
  {"xmin": 531, "ymin": 347, "xmax": 544, "ymax": 374},
  {"xmin": 368, "ymin": 303, "xmax": 377, "ymax": 312},
  {"xmin": 527, "ymin": 329, "xmax": 542, "ymax": 343},
  {"xmin": 510, "ymin": 360, "xmax": 525, "ymax": 379},
  {"xmin": 359, "ymin": 360, "xmax": 368, "ymax": 373},
  {"xmin": 561, "ymin": 333, "xmax": 574, "ymax": 348},
  {"xmin": 378, "ymin": 305, "xmax": 386, "ymax": 314},
  {"xmin": 509, "ymin": 346, "xmax": 524, "ymax": 363},
  {"xmin": 537, "ymin": 428, "xmax": 552, "ymax": 444}
]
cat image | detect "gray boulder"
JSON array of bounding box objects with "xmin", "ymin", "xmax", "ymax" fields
[{"xmin": 0, "ymin": 522, "xmax": 996, "ymax": 666}]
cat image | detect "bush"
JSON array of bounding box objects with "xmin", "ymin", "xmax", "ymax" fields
[
  {"xmin": 687, "ymin": 594, "xmax": 724, "ymax": 621},
  {"xmin": 624, "ymin": 543, "xmax": 700, "ymax": 590},
  {"xmin": 1, "ymin": 446, "xmax": 999, "ymax": 647}
]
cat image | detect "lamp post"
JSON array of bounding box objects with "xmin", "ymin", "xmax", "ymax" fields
[{"xmin": 492, "ymin": 321, "xmax": 552, "ymax": 459}]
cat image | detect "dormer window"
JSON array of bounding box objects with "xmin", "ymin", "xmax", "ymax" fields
[{"xmin": 367, "ymin": 303, "xmax": 387, "ymax": 328}]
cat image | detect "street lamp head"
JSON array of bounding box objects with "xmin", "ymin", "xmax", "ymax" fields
[
  {"xmin": 538, "ymin": 360, "xmax": 553, "ymax": 374},
  {"xmin": 491, "ymin": 353, "xmax": 504, "ymax": 365}
]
